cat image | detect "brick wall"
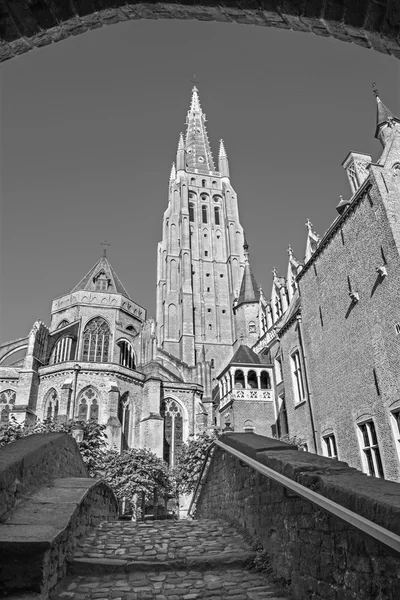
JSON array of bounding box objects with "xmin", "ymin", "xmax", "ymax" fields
[{"xmin": 196, "ymin": 433, "xmax": 400, "ymax": 600}]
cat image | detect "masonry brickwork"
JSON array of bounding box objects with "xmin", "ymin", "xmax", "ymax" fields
[{"xmin": 196, "ymin": 435, "xmax": 400, "ymax": 600}]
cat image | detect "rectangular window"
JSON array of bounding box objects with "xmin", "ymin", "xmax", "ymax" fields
[
  {"xmin": 323, "ymin": 434, "xmax": 338, "ymax": 459},
  {"xmin": 291, "ymin": 351, "xmax": 305, "ymax": 404},
  {"xmin": 358, "ymin": 420, "xmax": 384, "ymax": 478}
]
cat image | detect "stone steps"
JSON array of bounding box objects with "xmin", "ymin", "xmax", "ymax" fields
[{"xmin": 51, "ymin": 519, "xmax": 289, "ymax": 600}]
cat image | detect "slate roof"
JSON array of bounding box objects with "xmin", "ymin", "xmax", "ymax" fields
[
  {"xmin": 375, "ymin": 97, "xmax": 399, "ymax": 138},
  {"xmin": 70, "ymin": 256, "xmax": 131, "ymax": 299},
  {"xmin": 229, "ymin": 344, "xmax": 268, "ymax": 366},
  {"xmin": 236, "ymin": 264, "xmax": 260, "ymax": 307}
]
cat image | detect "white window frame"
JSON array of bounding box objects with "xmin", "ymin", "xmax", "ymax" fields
[
  {"xmin": 323, "ymin": 434, "xmax": 338, "ymax": 459},
  {"xmin": 274, "ymin": 357, "xmax": 283, "ymax": 384},
  {"xmin": 357, "ymin": 420, "xmax": 384, "ymax": 478},
  {"xmin": 390, "ymin": 408, "xmax": 400, "ymax": 466},
  {"xmin": 291, "ymin": 350, "xmax": 305, "ymax": 404}
]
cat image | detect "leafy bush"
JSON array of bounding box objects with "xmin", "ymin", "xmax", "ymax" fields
[{"xmin": 172, "ymin": 430, "xmax": 220, "ymax": 496}]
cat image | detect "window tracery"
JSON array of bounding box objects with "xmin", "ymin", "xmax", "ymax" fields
[
  {"xmin": 51, "ymin": 336, "xmax": 73, "ymax": 364},
  {"xmin": 82, "ymin": 317, "xmax": 110, "ymax": 362},
  {"xmin": 0, "ymin": 389, "xmax": 16, "ymax": 423},
  {"xmin": 77, "ymin": 386, "xmax": 99, "ymax": 423},
  {"xmin": 118, "ymin": 340, "xmax": 135, "ymax": 370},
  {"xmin": 161, "ymin": 398, "xmax": 183, "ymax": 467}
]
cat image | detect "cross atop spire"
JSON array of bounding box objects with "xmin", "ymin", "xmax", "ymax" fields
[{"xmin": 101, "ymin": 240, "xmax": 110, "ymax": 257}]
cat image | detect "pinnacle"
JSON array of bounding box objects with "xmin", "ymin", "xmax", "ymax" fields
[
  {"xmin": 190, "ymin": 85, "xmax": 202, "ymax": 113},
  {"xmin": 219, "ymin": 139, "xmax": 227, "ymax": 158},
  {"xmin": 178, "ymin": 132, "xmax": 184, "ymax": 151},
  {"xmin": 169, "ymin": 162, "xmax": 176, "ymax": 182}
]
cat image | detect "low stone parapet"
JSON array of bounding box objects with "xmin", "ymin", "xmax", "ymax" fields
[{"xmin": 196, "ymin": 432, "xmax": 400, "ymax": 600}]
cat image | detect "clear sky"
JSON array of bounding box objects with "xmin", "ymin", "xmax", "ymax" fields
[{"xmin": 0, "ymin": 18, "xmax": 399, "ymax": 344}]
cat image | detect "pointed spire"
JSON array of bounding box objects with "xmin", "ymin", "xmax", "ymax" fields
[
  {"xmin": 176, "ymin": 133, "xmax": 185, "ymax": 172},
  {"xmin": 185, "ymin": 86, "xmax": 216, "ymax": 172},
  {"xmin": 305, "ymin": 219, "xmax": 320, "ymax": 262},
  {"xmin": 288, "ymin": 245, "xmax": 293, "ymax": 258},
  {"xmin": 178, "ymin": 132, "xmax": 184, "ymax": 151},
  {"xmin": 219, "ymin": 139, "xmax": 227, "ymax": 158},
  {"xmin": 373, "ymin": 84, "xmax": 399, "ymax": 146},
  {"xmin": 169, "ymin": 162, "xmax": 176, "ymax": 182},
  {"xmin": 236, "ymin": 240, "xmax": 260, "ymax": 308}
]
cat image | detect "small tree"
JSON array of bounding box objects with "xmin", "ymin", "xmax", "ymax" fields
[
  {"xmin": 103, "ymin": 447, "xmax": 172, "ymax": 519},
  {"xmin": 172, "ymin": 430, "xmax": 220, "ymax": 496}
]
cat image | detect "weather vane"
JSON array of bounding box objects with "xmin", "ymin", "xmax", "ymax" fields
[
  {"xmin": 372, "ymin": 82, "xmax": 379, "ymax": 98},
  {"xmin": 101, "ymin": 240, "xmax": 110, "ymax": 257}
]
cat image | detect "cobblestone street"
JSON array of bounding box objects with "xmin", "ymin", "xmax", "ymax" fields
[{"xmin": 52, "ymin": 519, "xmax": 289, "ymax": 600}]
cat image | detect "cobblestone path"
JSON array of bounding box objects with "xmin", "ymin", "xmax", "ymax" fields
[{"xmin": 52, "ymin": 519, "xmax": 289, "ymax": 600}]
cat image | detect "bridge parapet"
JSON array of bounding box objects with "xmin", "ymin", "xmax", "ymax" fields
[{"xmin": 195, "ymin": 433, "xmax": 400, "ymax": 600}]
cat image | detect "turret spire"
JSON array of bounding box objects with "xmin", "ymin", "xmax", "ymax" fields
[
  {"xmin": 218, "ymin": 139, "xmax": 230, "ymax": 178},
  {"xmin": 169, "ymin": 163, "xmax": 176, "ymax": 182},
  {"xmin": 235, "ymin": 240, "xmax": 260, "ymax": 308},
  {"xmin": 372, "ymin": 84, "xmax": 400, "ymax": 147},
  {"xmin": 185, "ymin": 86, "xmax": 216, "ymax": 172}
]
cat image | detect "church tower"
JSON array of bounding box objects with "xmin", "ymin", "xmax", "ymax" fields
[{"xmin": 156, "ymin": 87, "xmax": 246, "ymax": 373}]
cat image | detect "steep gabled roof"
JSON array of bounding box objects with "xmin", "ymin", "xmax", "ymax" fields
[
  {"xmin": 70, "ymin": 255, "xmax": 131, "ymax": 298},
  {"xmin": 237, "ymin": 264, "xmax": 260, "ymax": 307}
]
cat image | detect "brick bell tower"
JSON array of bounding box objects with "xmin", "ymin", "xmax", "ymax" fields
[{"xmin": 156, "ymin": 87, "xmax": 247, "ymax": 374}]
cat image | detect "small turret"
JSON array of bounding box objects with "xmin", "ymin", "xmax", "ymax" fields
[
  {"xmin": 373, "ymin": 83, "xmax": 400, "ymax": 148},
  {"xmin": 218, "ymin": 139, "xmax": 230, "ymax": 179},
  {"xmin": 169, "ymin": 162, "xmax": 176, "ymax": 183}
]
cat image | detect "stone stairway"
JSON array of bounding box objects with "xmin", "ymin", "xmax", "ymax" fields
[{"xmin": 51, "ymin": 519, "xmax": 289, "ymax": 600}]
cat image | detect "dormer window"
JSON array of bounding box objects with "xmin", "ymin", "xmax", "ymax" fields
[{"xmin": 93, "ymin": 270, "xmax": 110, "ymax": 291}]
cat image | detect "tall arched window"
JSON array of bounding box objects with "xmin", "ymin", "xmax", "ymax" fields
[
  {"xmin": 248, "ymin": 370, "xmax": 258, "ymax": 389},
  {"xmin": 51, "ymin": 336, "xmax": 73, "ymax": 364},
  {"xmin": 0, "ymin": 389, "xmax": 15, "ymax": 423},
  {"xmin": 214, "ymin": 206, "xmax": 220, "ymax": 225},
  {"xmin": 117, "ymin": 340, "xmax": 135, "ymax": 370},
  {"xmin": 43, "ymin": 388, "xmax": 58, "ymax": 422},
  {"xmin": 82, "ymin": 317, "xmax": 110, "ymax": 362},
  {"xmin": 202, "ymin": 179, "xmax": 206, "ymax": 188},
  {"xmin": 161, "ymin": 398, "xmax": 184, "ymax": 467},
  {"xmin": 234, "ymin": 370, "xmax": 245, "ymax": 389},
  {"xmin": 76, "ymin": 386, "xmax": 99, "ymax": 423},
  {"xmin": 118, "ymin": 392, "xmax": 131, "ymax": 451},
  {"xmin": 260, "ymin": 371, "xmax": 271, "ymax": 389},
  {"xmin": 189, "ymin": 203, "xmax": 194, "ymax": 222},
  {"xmin": 202, "ymin": 205, "xmax": 208, "ymax": 224}
]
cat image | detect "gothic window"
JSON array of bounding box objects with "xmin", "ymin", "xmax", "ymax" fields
[
  {"xmin": 118, "ymin": 392, "xmax": 131, "ymax": 451},
  {"xmin": 248, "ymin": 321, "xmax": 256, "ymax": 333},
  {"xmin": 82, "ymin": 317, "xmax": 110, "ymax": 363},
  {"xmin": 291, "ymin": 351, "xmax": 305, "ymax": 403},
  {"xmin": 57, "ymin": 320, "xmax": 69, "ymax": 329},
  {"xmin": 43, "ymin": 388, "xmax": 58, "ymax": 422},
  {"xmin": 118, "ymin": 340, "xmax": 135, "ymax": 370},
  {"xmin": 161, "ymin": 398, "xmax": 184, "ymax": 467},
  {"xmin": 189, "ymin": 203, "xmax": 194, "ymax": 222},
  {"xmin": 214, "ymin": 206, "xmax": 220, "ymax": 225},
  {"xmin": 234, "ymin": 370, "xmax": 245, "ymax": 389},
  {"xmin": 202, "ymin": 180, "xmax": 206, "ymax": 188},
  {"xmin": 77, "ymin": 386, "xmax": 99, "ymax": 423},
  {"xmin": 347, "ymin": 163, "xmax": 359, "ymax": 194},
  {"xmin": 202, "ymin": 206, "xmax": 208, "ymax": 224},
  {"xmin": 248, "ymin": 370, "xmax": 258, "ymax": 389},
  {"xmin": 51, "ymin": 336, "xmax": 73, "ymax": 364},
  {"xmin": 323, "ymin": 434, "xmax": 338, "ymax": 459},
  {"xmin": 0, "ymin": 389, "xmax": 15, "ymax": 423}
]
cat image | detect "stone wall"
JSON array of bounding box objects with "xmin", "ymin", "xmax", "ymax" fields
[
  {"xmin": 196, "ymin": 433, "xmax": 400, "ymax": 600},
  {"xmin": 0, "ymin": 432, "xmax": 88, "ymax": 519}
]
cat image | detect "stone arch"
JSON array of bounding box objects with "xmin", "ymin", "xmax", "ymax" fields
[
  {"xmin": 0, "ymin": 345, "xmax": 28, "ymax": 367},
  {"xmin": 3, "ymin": 3, "xmax": 392, "ymax": 65},
  {"xmin": 76, "ymin": 385, "xmax": 100, "ymax": 423},
  {"xmin": 160, "ymin": 396, "xmax": 188, "ymax": 466}
]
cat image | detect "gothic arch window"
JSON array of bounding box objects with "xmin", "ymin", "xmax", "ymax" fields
[
  {"xmin": 214, "ymin": 206, "xmax": 220, "ymax": 225},
  {"xmin": 57, "ymin": 320, "xmax": 69, "ymax": 329},
  {"xmin": 161, "ymin": 398, "xmax": 184, "ymax": 467},
  {"xmin": 202, "ymin": 206, "xmax": 208, "ymax": 224},
  {"xmin": 44, "ymin": 388, "xmax": 58, "ymax": 422},
  {"xmin": 82, "ymin": 317, "xmax": 110, "ymax": 362},
  {"xmin": 117, "ymin": 339, "xmax": 135, "ymax": 370},
  {"xmin": 0, "ymin": 389, "xmax": 16, "ymax": 423},
  {"xmin": 118, "ymin": 392, "xmax": 132, "ymax": 451},
  {"xmin": 77, "ymin": 386, "xmax": 99, "ymax": 423},
  {"xmin": 51, "ymin": 336, "xmax": 73, "ymax": 364},
  {"xmin": 202, "ymin": 179, "xmax": 206, "ymax": 188},
  {"xmin": 189, "ymin": 203, "xmax": 195, "ymax": 222}
]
